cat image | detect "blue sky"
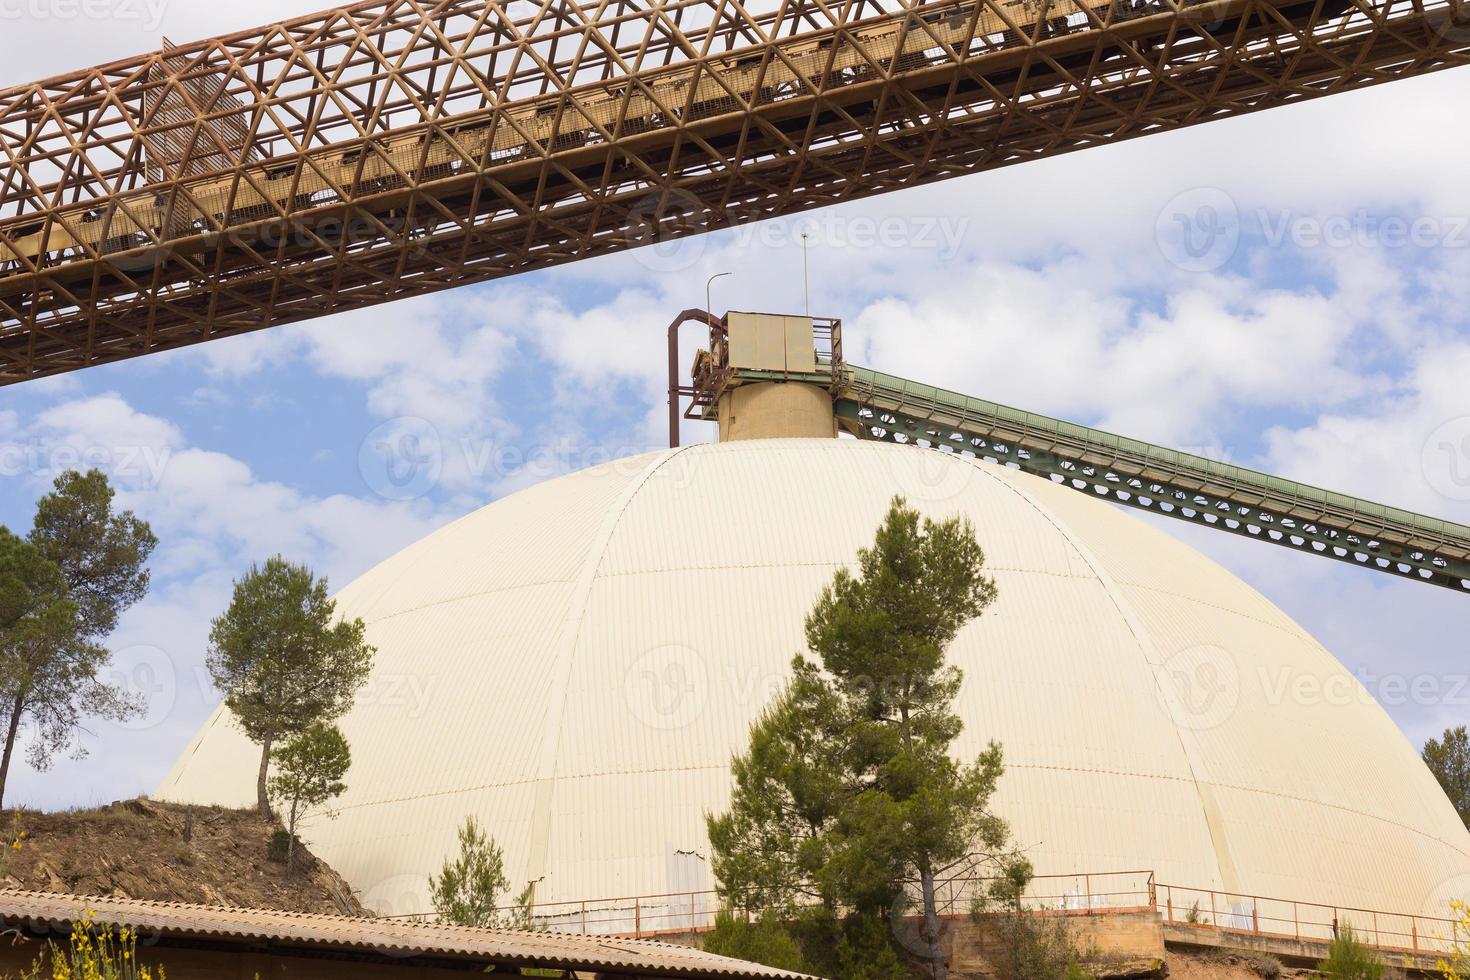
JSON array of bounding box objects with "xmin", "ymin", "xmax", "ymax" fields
[{"xmin": 2, "ymin": 2, "xmax": 1469, "ymax": 811}]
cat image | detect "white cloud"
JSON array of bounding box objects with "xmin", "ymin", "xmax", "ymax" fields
[{"xmin": 0, "ymin": 392, "xmax": 457, "ymax": 809}]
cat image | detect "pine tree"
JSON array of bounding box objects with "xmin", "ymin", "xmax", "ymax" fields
[
  {"xmin": 0, "ymin": 471, "xmax": 155, "ymax": 806},
  {"xmin": 1424, "ymin": 726, "xmax": 1470, "ymax": 829},
  {"xmin": 709, "ymin": 496, "xmax": 1016, "ymax": 980},
  {"xmin": 267, "ymin": 722, "xmax": 351, "ymax": 871},
  {"xmin": 430, "ymin": 817, "xmax": 528, "ymax": 928},
  {"xmin": 207, "ymin": 556, "xmax": 374, "ymax": 817}
]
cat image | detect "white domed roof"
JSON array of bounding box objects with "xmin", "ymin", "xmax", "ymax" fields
[{"xmin": 160, "ymin": 439, "xmax": 1470, "ymax": 920}]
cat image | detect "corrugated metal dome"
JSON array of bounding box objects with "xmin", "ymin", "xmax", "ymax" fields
[{"xmin": 159, "ymin": 438, "xmax": 1470, "ymax": 920}]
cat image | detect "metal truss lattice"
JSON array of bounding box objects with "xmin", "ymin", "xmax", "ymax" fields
[
  {"xmin": 2, "ymin": 0, "xmax": 1468, "ymax": 383},
  {"xmin": 836, "ymin": 365, "xmax": 1470, "ymax": 591}
]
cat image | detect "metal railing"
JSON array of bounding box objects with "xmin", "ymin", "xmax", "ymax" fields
[
  {"xmin": 378, "ymin": 870, "xmax": 1157, "ymax": 938},
  {"xmin": 1156, "ymin": 882, "xmax": 1465, "ymax": 957},
  {"xmin": 379, "ymin": 870, "xmax": 1466, "ymax": 964}
]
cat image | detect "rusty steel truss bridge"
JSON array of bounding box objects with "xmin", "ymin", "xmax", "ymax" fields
[{"xmin": 1, "ymin": 0, "xmax": 1468, "ymax": 382}]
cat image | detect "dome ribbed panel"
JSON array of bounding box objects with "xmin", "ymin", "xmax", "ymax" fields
[
  {"xmin": 159, "ymin": 439, "xmax": 1470, "ymax": 919},
  {"xmin": 338, "ymin": 456, "xmax": 647, "ymax": 620}
]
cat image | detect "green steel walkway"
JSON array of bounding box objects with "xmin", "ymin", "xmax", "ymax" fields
[{"xmin": 836, "ymin": 365, "xmax": 1470, "ymax": 592}]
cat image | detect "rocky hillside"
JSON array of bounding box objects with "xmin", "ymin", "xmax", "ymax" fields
[{"xmin": 0, "ymin": 797, "xmax": 365, "ymax": 915}]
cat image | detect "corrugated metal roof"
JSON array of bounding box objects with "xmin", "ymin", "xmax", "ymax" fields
[{"xmin": 0, "ymin": 889, "xmax": 818, "ymax": 979}]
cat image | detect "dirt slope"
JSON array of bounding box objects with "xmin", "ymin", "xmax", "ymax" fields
[
  {"xmin": 0, "ymin": 797, "xmax": 365, "ymax": 915},
  {"xmin": 1164, "ymin": 949, "xmax": 1322, "ymax": 978}
]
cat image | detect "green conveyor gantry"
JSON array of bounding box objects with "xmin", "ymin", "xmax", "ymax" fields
[{"xmin": 836, "ymin": 365, "xmax": 1470, "ymax": 592}]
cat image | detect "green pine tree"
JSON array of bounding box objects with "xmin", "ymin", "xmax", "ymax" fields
[
  {"xmin": 1424, "ymin": 726, "xmax": 1470, "ymax": 830},
  {"xmin": 430, "ymin": 817, "xmax": 530, "ymax": 929},
  {"xmin": 0, "ymin": 471, "xmax": 155, "ymax": 807},
  {"xmin": 709, "ymin": 496, "xmax": 1017, "ymax": 980},
  {"xmin": 207, "ymin": 556, "xmax": 374, "ymax": 818},
  {"xmin": 267, "ymin": 722, "xmax": 352, "ymax": 871},
  {"xmin": 702, "ymin": 911, "xmax": 808, "ymax": 973}
]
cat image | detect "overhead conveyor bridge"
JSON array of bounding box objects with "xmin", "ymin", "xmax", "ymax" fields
[
  {"xmin": 671, "ymin": 308, "xmax": 1470, "ymax": 593},
  {"xmin": 837, "ymin": 365, "xmax": 1470, "ymax": 591}
]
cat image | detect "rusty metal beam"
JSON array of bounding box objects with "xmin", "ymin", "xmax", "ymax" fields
[{"xmin": 1, "ymin": 0, "xmax": 1467, "ymax": 384}]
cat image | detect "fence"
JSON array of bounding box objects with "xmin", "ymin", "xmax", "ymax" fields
[
  {"xmin": 380, "ymin": 870, "xmax": 1156, "ymax": 938},
  {"xmin": 380, "ymin": 870, "xmax": 1465, "ymax": 958},
  {"xmin": 1156, "ymin": 881, "xmax": 1465, "ymax": 957}
]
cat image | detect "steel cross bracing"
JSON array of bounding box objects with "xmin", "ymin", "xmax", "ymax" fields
[
  {"xmin": 2, "ymin": 0, "xmax": 1468, "ymax": 384},
  {"xmin": 836, "ymin": 365, "xmax": 1470, "ymax": 591}
]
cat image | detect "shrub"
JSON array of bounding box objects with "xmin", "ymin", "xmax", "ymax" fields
[
  {"xmin": 1443, "ymin": 900, "xmax": 1470, "ymax": 980},
  {"xmin": 36, "ymin": 911, "xmax": 165, "ymax": 980},
  {"xmin": 1245, "ymin": 952, "xmax": 1283, "ymax": 978},
  {"xmin": 986, "ymin": 912, "xmax": 1094, "ymax": 980},
  {"xmin": 833, "ymin": 913, "xmax": 909, "ymax": 980},
  {"xmin": 783, "ymin": 908, "xmax": 909, "ymax": 980},
  {"xmin": 1319, "ymin": 924, "xmax": 1384, "ymax": 979},
  {"xmin": 267, "ymin": 828, "xmax": 292, "ymax": 863},
  {"xmin": 702, "ymin": 911, "xmax": 807, "ymax": 973},
  {"xmin": 430, "ymin": 816, "xmax": 527, "ymax": 928}
]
